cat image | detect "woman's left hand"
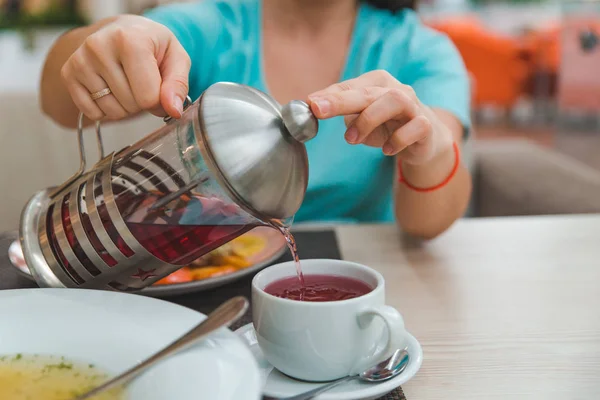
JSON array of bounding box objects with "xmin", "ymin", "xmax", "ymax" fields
[{"xmin": 307, "ymin": 70, "xmax": 455, "ymax": 166}]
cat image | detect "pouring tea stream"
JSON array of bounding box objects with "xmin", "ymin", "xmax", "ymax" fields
[{"xmin": 19, "ymin": 82, "xmax": 318, "ymax": 292}]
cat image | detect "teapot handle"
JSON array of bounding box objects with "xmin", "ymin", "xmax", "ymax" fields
[
  {"xmin": 163, "ymin": 96, "xmax": 193, "ymax": 123},
  {"xmin": 50, "ymin": 97, "xmax": 194, "ymax": 199},
  {"xmin": 49, "ymin": 113, "xmax": 104, "ymax": 199}
]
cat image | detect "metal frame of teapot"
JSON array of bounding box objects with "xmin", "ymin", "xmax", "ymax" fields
[{"xmin": 19, "ymin": 82, "xmax": 318, "ymax": 292}]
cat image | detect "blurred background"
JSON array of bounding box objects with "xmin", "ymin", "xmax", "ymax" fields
[{"xmin": 1, "ymin": 0, "xmax": 599, "ymax": 231}]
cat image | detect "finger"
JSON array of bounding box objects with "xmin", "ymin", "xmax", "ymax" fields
[
  {"xmin": 309, "ymin": 87, "xmax": 388, "ymax": 119},
  {"xmin": 96, "ymin": 61, "xmax": 141, "ymax": 114},
  {"xmin": 65, "ymin": 79, "xmax": 105, "ymax": 121},
  {"xmin": 96, "ymin": 96, "xmax": 129, "ymax": 121},
  {"xmin": 347, "ymin": 89, "xmax": 418, "ymax": 144},
  {"xmin": 81, "ymin": 36, "xmax": 139, "ymax": 116},
  {"xmin": 159, "ymin": 38, "xmax": 191, "ymax": 119},
  {"xmin": 76, "ymin": 71, "xmax": 128, "ymax": 120},
  {"xmin": 83, "ymin": 33, "xmax": 148, "ymax": 114},
  {"xmin": 308, "ymin": 70, "xmax": 396, "ymax": 98},
  {"xmin": 118, "ymin": 38, "xmax": 162, "ymax": 112},
  {"xmin": 85, "ymin": 44, "xmax": 141, "ymax": 114},
  {"xmin": 382, "ymin": 115, "xmax": 431, "ymax": 156},
  {"xmin": 343, "ymin": 114, "xmax": 359, "ymax": 128},
  {"xmin": 147, "ymin": 105, "xmax": 169, "ymax": 118}
]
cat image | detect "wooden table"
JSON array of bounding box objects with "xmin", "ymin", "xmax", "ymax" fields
[
  {"xmin": 1, "ymin": 214, "xmax": 599, "ymax": 399},
  {"xmin": 332, "ymin": 214, "xmax": 600, "ymax": 399}
]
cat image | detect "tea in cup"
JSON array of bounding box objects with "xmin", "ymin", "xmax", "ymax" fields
[{"xmin": 252, "ymin": 259, "xmax": 408, "ymax": 382}]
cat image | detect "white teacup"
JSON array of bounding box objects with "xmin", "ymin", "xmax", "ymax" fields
[{"xmin": 252, "ymin": 259, "xmax": 408, "ymax": 382}]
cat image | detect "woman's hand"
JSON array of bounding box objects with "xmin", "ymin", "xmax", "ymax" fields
[
  {"xmin": 307, "ymin": 70, "xmax": 455, "ymax": 166},
  {"xmin": 60, "ymin": 15, "xmax": 191, "ymax": 122}
]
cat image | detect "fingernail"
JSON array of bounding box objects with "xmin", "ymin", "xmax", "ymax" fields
[
  {"xmin": 382, "ymin": 143, "xmax": 394, "ymax": 155},
  {"xmin": 173, "ymin": 95, "xmax": 184, "ymax": 116},
  {"xmin": 345, "ymin": 127, "xmax": 358, "ymax": 144},
  {"xmin": 313, "ymin": 99, "xmax": 331, "ymax": 116}
]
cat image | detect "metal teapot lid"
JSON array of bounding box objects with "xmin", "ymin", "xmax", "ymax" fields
[{"xmin": 196, "ymin": 82, "xmax": 318, "ymax": 220}]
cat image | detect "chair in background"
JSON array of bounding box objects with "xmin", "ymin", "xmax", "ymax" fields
[
  {"xmin": 520, "ymin": 23, "xmax": 560, "ymax": 123},
  {"xmin": 427, "ymin": 17, "xmax": 532, "ymax": 122},
  {"xmin": 472, "ymin": 139, "xmax": 600, "ymax": 217}
]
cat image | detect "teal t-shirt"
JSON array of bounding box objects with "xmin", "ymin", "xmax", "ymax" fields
[{"xmin": 145, "ymin": 0, "xmax": 471, "ymax": 224}]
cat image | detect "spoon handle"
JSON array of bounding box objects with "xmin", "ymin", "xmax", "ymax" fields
[
  {"xmin": 73, "ymin": 296, "xmax": 249, "ymax": 400},
  {"xmin": 279, "ymin": 375, "xmax": 357, "ymax": 400}
]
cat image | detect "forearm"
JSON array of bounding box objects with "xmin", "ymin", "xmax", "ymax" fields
[
  {"xmin": 393, "ymin": 108, "xmax": 472, "ymax": 239},
  {"xmin": 40, "ymin": 17, "xmax": 118, "ymax": 128},
  {"xmin": 394, "ymin": 154, "xmax": 472, "ymax": 239}
]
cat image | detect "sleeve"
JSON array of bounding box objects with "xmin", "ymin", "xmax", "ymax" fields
[
  {"xmin": 400, "ymin": 22, "xmax": 472, "ymax": 137},
  {"xmin": 143, "ymin": 3, "xmax": 224, "ymax": 100}
]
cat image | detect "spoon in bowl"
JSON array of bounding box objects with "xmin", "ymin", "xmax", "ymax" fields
[
  {"xmin": 279, "ymin": 348, "xmax": 410, "ymax": 400},
  {"xmin": 72, "ymin": 296, "xmax": 249, "ymax": 400}
]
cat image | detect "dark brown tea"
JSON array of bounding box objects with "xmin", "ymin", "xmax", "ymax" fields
[{"xmin": 264, "ymin": 274, "xmax": 373, "ymax": 302}]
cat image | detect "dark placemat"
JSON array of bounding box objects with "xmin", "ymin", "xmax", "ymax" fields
[
  {"xmin": 0, "ymin": 229, "xmax": 405, "ymax": 400},
  {"xmin": 0, "ymin": 232, "xmax": 38, "ymax": 291}
]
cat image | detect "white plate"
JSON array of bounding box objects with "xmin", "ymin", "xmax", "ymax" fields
[
  {"xmin": 5, "ymin": 228, "xmax": 287, "ymax": 297},
  {"xmin": 235, "ymin": 323, "xmax": 423, "ymax": 400},
  {"xmin": 0, "ymin": 289, "xmax": 261, "ymax": 400}
]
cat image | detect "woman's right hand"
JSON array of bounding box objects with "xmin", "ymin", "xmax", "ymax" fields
[{"xmin": 60, "ymin": 15, "xmax": 191, "ymax": 122}]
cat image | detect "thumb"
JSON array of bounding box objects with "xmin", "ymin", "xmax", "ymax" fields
[{"xmin": 159, "ymin": 38, "xmax": 191, "ymax": 119}]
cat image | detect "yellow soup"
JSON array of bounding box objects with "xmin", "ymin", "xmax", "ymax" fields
[{"xmin": 0, "ymin": 354, "xmax": 126, "ymax": 400}]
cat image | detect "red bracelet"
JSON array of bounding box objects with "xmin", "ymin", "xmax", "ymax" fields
[{"xmin": 397, "ymin": 142, "xmax": 460, "ymax": 192}]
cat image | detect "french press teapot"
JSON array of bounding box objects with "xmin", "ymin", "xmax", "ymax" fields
[{"xmin": 19, "ymin": 82, "xmax": 318, "ymax": 291}]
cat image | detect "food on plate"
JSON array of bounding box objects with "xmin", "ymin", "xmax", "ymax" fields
[
  {"xmin": 154, "ymin": 268, "xmax": 193, "ymax": 285},
  {"xmin": 189, "ymin": 265, "xmax": 237, "ymax": 280},
  {"xmin": 154, "ymin": 232, "xmax": 267, "ymax": 285},
  {"xmin": 0, "ymin": 354, "xmax": 125, "ymax": 400}
]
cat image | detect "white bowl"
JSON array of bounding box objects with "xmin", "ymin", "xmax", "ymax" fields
[{"xmin": 0, "ymin": 288, "xmax": 261, "ymax": 400}]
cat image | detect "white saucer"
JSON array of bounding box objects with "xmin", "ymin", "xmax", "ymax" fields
[{"xmin": 235, "ymin": 323, "xmax": 423, "ymax": 400}]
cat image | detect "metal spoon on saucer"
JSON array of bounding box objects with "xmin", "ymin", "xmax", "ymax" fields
[
  {"xmin": 279, "ymin": 348, "xmax": 410, "ymax": 400},
  {"xmin": 72, "ymin": 296, "xmax": 249, "ymax": 400}
]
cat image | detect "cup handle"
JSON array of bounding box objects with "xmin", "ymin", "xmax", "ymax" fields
[{"xmin": 355, "ymin": 305, "xmax": 407, "ymax": 373}]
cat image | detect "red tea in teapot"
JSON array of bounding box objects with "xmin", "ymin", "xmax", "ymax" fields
[
  {"xmin": 117, "ymin": 188, "xmax": 261, "ymax": 265},
  {"xmin": 118, "ymin": 191, "xmax": 257, "ymax": 265},
  {"xmin": 59, "ymin": 183, "xmax": 259, "ymax": 269}
]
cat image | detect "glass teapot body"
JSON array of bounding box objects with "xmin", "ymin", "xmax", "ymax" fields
[{"xmin": 19, "ymin": 83, "xmax": 318, "ymax": 291}]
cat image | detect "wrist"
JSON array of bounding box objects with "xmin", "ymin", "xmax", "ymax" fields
[{"xmin": 397, "ymin": 142, "xmax": 459, "ymax": 191}]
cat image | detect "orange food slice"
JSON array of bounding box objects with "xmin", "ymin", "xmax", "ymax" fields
[
  {"xmin": 230, "ymin": 234, "xmax": 266, "ymax": 258},
  {"xmin": 221, "ymin": 255, "xmax": 251, "ymax": 269},
  {"xmin": 190, "ymin": 266, "xmax": 237, "ymax": 280},
  {"xmin": 154, "ymin": 267, "xmax": 193, "ymax": 285}
]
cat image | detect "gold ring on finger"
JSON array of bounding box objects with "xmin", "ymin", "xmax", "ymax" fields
[{"xmin": 90, "ymin": 88, "xmax": 112, "ymax": 101}]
